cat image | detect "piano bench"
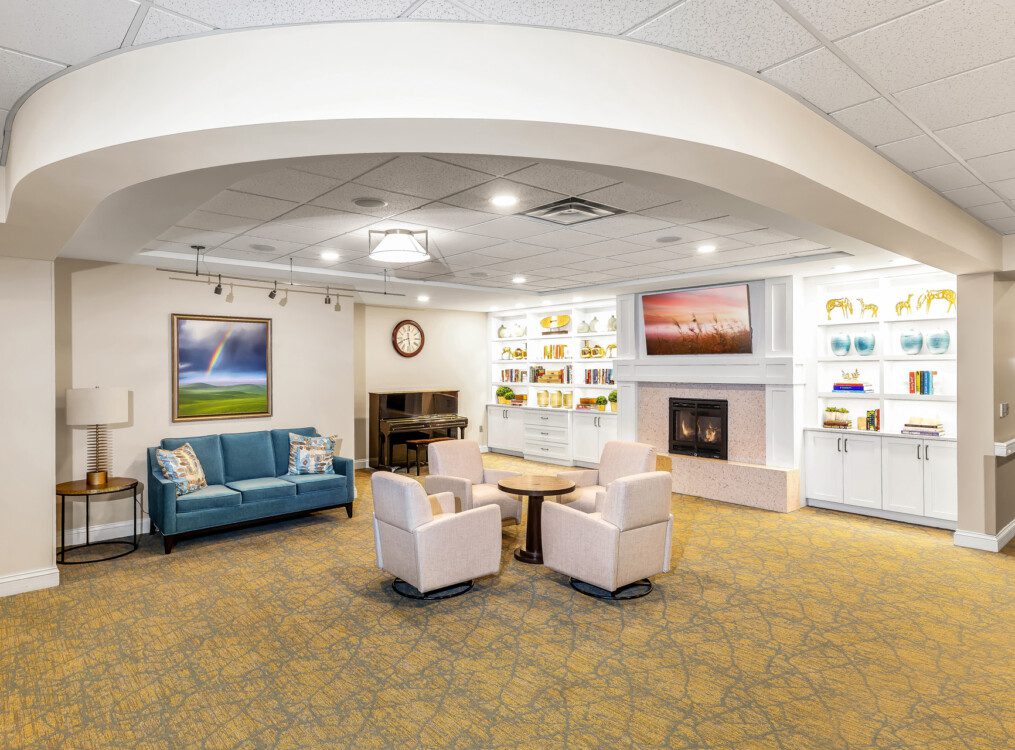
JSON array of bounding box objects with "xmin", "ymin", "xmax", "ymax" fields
[{"xmin": 406, "ymin": 437, "xmax": 455, "ymax": 476}]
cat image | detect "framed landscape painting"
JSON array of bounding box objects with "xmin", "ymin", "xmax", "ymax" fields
[{"xmin": 172, "ymin": 314, "xmax": 272, "ymax": 422}]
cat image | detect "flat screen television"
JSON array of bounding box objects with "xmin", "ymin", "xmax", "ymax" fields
[{"xmin": 642, "ymin": 283, "xmax": 752, "ymax": 355}]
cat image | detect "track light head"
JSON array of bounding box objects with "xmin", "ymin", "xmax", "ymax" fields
[
  {"xmin": 334, "ymin": 300, "xmax": 342, "ymax": 312},
  {"xmin": 213, "ymin": 275, "xmax": 223, "ymax": 295},
  {"xmin": 324, "ymin": 294, "xmax": 332, "ymax": 305},
  {"xmin": 268, "ymin": 281, "xmax": 277, "ymax": 300}
]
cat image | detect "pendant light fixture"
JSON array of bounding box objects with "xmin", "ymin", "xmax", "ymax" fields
[{"xmin": 368, "ymin": 229, "xmax": 430, "ymax": 264}]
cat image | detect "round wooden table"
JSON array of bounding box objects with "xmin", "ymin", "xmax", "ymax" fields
[
  {"xmin": 56, "ymin": 477, "xmax": 141, "ymax": 564},
  {"xmin": 497, "ymin": 475, "xmax": 575, "ymax": 564}
]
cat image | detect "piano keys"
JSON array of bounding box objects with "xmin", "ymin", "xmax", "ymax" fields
[{"xmin": 369, "ymin": 390, "xmax": 468, "ymax": 470}]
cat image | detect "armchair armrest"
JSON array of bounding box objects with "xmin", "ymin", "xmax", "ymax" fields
[
  {"xmin": 541, "ymin": 502, "xmax": 619, "ymax": 590},
  {"xmin": 556, "ymin": 469, "xmax": 599, "ymax": 488},
  {"xmin": 428, "ymin": 491, "xmax": 456, "ymax": 516},
  {"xmin": 331, "ymin": 456, "xmax": 355, "ymax": 501},
  {"xmin": 423, "ymin": 475, "xmax": 473, "ymax": 511},
  {"xmin": 148, "ymin": 474, "xmax": 179, "ymax": 535},
  {"xmin": 415, "ymin": 504, "xmax": 502, "ymax": 592},
  {"xmin": 482, "ymin": 468, "xmax": 520, "ymax": 485}
]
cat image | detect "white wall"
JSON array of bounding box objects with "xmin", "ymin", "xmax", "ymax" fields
[
  {"xmin": 354, "ymin": 304, "xmax": 488, "ymax": 461},
  {"xmin": 0, "ymin": 257, "xmax": 57, "ymax": 595},
  {"xmin": 61, "ymin": 263, "xmax": 355, "ymax": 533}
]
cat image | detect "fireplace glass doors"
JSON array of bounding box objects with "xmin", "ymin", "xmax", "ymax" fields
[{"xmin": 668, "ymin": 398, "xmax": 728, "ymax": 460}]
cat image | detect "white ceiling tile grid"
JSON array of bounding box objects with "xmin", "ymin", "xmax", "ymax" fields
[
  {"xmin": 134, "ymin": 7, "xmax": 213, "ymax": 46},
  {"xmin": 763, "ymin": 47, "xmax": 877, "ymax": 113},
  {"xmin": 830, "ymin": 97, "xmax": 922, "ymax": 147},
  {"xmin": 409, "ymin": 0, "xmax": 482, "ymax": 21},
  {"xmin": 0, "ymin": 0, "xmax": 139, "ymax": 65}
]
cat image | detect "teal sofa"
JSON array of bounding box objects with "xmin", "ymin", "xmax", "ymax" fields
[{"xmin": 147, "ymin": 427, "xmax": 353, "ymax": 553}]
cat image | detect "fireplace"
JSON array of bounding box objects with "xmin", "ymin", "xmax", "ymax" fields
[{"xmin": 669, "ymin": 398, "xmax": 728, "ymax": 460}]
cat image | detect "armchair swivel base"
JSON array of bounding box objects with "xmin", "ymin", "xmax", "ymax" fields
[
  {"xmin": 570, "ymin": 577, "xmax": 653, "ymax": 600},
  {"xmin": 392, "ymin": 578, "xmax": 474, "ymax": 600}
]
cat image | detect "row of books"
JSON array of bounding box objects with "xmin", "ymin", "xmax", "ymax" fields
[
  {"xmin": 832, "ymin": 382, "xmax": 874, "ymax": 392},
  {"xmin": 583, "ymin": 368, "xmax": 614, "ymax": 385},
  {"xmin": 860, "ymin": 409, "xmax": 881, "ymax": 432},
  {"xmin": 498, "ymin": 369, "xmax": 527, "ymax": 384},
  {"xmin": 531, "ymin": 365, "xmax": 571, "ymax": 384},
  {"xmin": 907, "ymin": 371, "xmax": 938, "ymax": 395}
]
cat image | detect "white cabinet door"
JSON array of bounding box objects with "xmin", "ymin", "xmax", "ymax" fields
[
  {"xmin": 805, "ymin": 431, "xmax": 844, "ymax": 503},
  {"xmin": 842, "ymin": 434, "xmax": 883, "ymax": 509},
  {"xmin": 923, "ymin": 441, "xmax": 958, "ymax": 521},
  {"xmin": 571, "ymin": 412, "xmax": 600, "ymax": 463},
  {"xmin": 598, "ymin": 414, "xmax": 618, "ymax": 450},
  {"xmin": 881, "ymin": 437, "xmax": 924, "ymax": 515},
  {"xmin": 505, "ymin": 409, "xmax": 526, "ymax": 453},
  {"xmin": 486, "ymin": 406, "xmax": 510, "ymax": 451}
]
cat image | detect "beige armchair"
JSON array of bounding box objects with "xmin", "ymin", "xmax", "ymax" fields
[
  {"xmin": 371, "ymin": 471, "xmax": 501, "ymax": 600},
  {"xmin": 424, "ymin": 439, "xmax": 522, "ymax": 523},
  {"xmin": 542, "ymin": 471, "xmax": 673, "ymax": 599},
  {"xmin": 556, "ymin": 440, "xmax": 658, "ymax": 513}
]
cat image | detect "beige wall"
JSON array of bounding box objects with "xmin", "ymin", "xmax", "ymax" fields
[
  {"xmin": 353, "ymin": 304, "xmax": 488, "ymax": 461},
  {"xmin": 0, "ymin": 257, "xmax": 56, "ymax": 591},
  {"xmin": 59, "ymin": 263, "xmax": 355, "ymax": 533},
  {"xmin": 991, "ymin": 280, "xmax": 1015, "ymax": 532}
]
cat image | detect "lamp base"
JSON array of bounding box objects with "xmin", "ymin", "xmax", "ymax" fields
[{"xmin": 86, "ymin": 470, "xmax": 108, "ymax": 487}]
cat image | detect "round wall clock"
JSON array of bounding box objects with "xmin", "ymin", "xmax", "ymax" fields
[{"xmin": 392, "ymin": 319, "xmax": 425, "ymax": 358}]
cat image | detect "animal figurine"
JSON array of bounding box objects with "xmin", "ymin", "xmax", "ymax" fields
[
  {"xmin": 895, "ymin": 293, "xmax": 914, "ymax": 317},
  {"xmin": 921, "ymin": 289, "xmax": 956, "ymax": 313},
  {"xmin": 856, "ymin": 298, "xmax": 879, "ymax": 318},
  {"xmin": 842, "ymin": 368, "xmax": 860, "ymax": 381},
  {"xmin": 825, "ymin": 297, "xmax": 853, "ymax": 320}
]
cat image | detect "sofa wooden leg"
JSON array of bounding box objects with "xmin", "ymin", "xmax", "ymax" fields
[
  {"xmin": 163, "ymin": 536, "xmax": 176, "ymax": 555},
  {"xmin": 345, "ymin": 503, "xmax": 353, "ymax": 518}
]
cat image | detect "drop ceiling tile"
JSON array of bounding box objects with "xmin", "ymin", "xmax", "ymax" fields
[
  {"xmin": 220, "ymin": 235, "xmax": 306, "ymax": 255},
  {"xmin": 559, "ymin": 271, "xmax": 623, "ymax": 284},
  {"xmin": 390, "ymin": 268, "xmax": 439, "ymax": 280},
  {"xmin": 274, "ymin": 205, "xmax": 376, "ymax": 234},
  {"xmin": 442, "ymin": 178, "xmax": 566, "ymax": 214},
  {"xmin": 473, "ymin": 242, "xmax": 548, "ymax": 260},
  {"xmin": 726, "ymin": 228, "xmax": 798, "ymax": 245},
  {"xmin": 830, "ymin": 97, "xmax": 922, "ymax": 146},
  {"xmin": 200, "ymin": 190, "xmax": 299, "ymax": 220},
  {"xmin": 573, "ymin": 239, "xmax": 646, "ymax": 257},
  {"xmin": 607, "ymin": 264, "xmax": 671, "ymax": 279},
  {"xmin": 461, "ymin": 0, "xmax": 675, "ymax": 34},
  {"xmin": 330, "ymin": 260, "xmax": 386, "ymax": 275},
  {"xmin": 667, "ymin": 236, "xmax": 751, "ymax": 254},
  {"xmin": 507, "ymin": 163, "xmax": 618, "ymax": 196},
  {"xmin": 203, "ymin": 246, "xmax": 287, "ymax": 262},
  {"xmin": 578, "ymin": 214, "xmax": 672, "ymax": 239},
  {"xmin": 992, "ymin": 178, "xmax": 1015, "ymax": 201},
  {"xmin": 156, "ymin": 0, "xmax": 415, "ymax": 27},
  {"xmin": 392, "ymin": 202, "xmax": 497, "ymax": 230},
  {"xmin": 245, "ymin": 222, "xmax": 338, "ymax": 245},
  {"xmin": 967, "ymin": 150, "xmax": 1015, "ymax": 183},
  {"xmin": 894, "ymin": 57, "xmax": 1015, "ymax": 131},
  {"xmin": 520, "ymin": 230, "xmax": 602, "ymax": 249},
  {"xmin": 631, "ymin": 0, "xmax": 818, "ymax": 72},
  {"xmin": 554, "ymin": 255, "xmax": 628, "ymax": 272},
  {"xmin": 967, "ymin": 202, "xmax": 1014, "ymax": 221},
  {"xmin": 177, "ymin": 210, "xmax": 260, "ymax": 234},
  {"xmin": 0, "ymin": 0, "xmax": 138, "ymax": 65},
  {"xmin": 763, "ymin": 48, "xmax": 877, "ymax": 112},
  {"xmin": 312, "ymin": 183, "xmax": 429, "ymax": 217},
  {"xmin": 747, "ymin": 238, "xmax": 827, "ymax": 254},
  {"xmin": 788, "ymin": 0, "xmax": 937, "ymax": 39},
  {"xmin": 624, "ymin": 225, "xmax": 715, "ymax": 247},
  {"xmin": 579, "ymin": 182, "xmax": 674, "ymax": 212},
  {"xmin": 442, "ymin": 251, "xmax": 512, "ymax": 269},
  {"xmin": 913, "ymin": 163, "xmax": 980, "ymax": 191},
  {"xmin": 613, "ymin": 247, "xmax": 691, "ymax": 265},
  {"xmin": 356, "ymin": 154, "xmax": 490, "ymax": 199},
  {"xmin": 0, "ymin": 49, "xmax": 64, "ymax": 110},
  {"xmin": 426, "ymin": 229, "xmax": 504, "ymax": 256},
  {"xmin": 291, "ymin": 154, "xmax": 393, "ymax": 181},
  {"xmin": 409, "ymin": 0, "xmax": 480, "ymax": 20},
  {"xmin": 639, "ymin": 201, "xmax": 727, "ymax": 224},
  {"xmin": 876, "ymin": 134, "xmax": 952, "ymax": 171},
  {"xmin": 936, "ymin": 112, "xmax": 1015, "ymax": 160},
  {"xmin": 685, "ymin": 216, "xmax": 766, "ymax": 235},
  {"xmin": 461, "ymin": 215, "xmax": 555, "ymax": 240},
  {"xmin": 157, "ymin": 226, "xmax": 235, "ymax": 247},
  {"xmin": 279, "ymin": 253, "xmax": 341, "ymax": 269},
  {"xmin": 134, "ymin": 7, "xmax": 212, "ymax": 45},
  {"xmin": 834, "ymin": 0, "xmax": 1015, "ymax": 92},
  {"xmin": 229, "ymin": 168, "xmax": 341, "ymax": 203},
  {"xmin": 483, "ymin": 256, "xmax": 559, "ymax": 274},
  {"xmin": 426, "ymin": 154, "xmax": 536, "ymax": 176},
  {"xmin": 987, "ymin": 217, "xmax": 1015, "ymax": 233},
  {"xmin": 940, "ymin": 183, "xmax": 1001, "ymax": 208}
]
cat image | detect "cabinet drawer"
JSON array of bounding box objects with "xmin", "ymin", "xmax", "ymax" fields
[
  {"xmin": 524, "ymin": 440, "xmax": 572, "ymax": 462},
  {"xmin": 524, "ymin": 424, "xmax": 569, "ymax": 444},
  {"xmin": 524, "ymin": 410, "xmax": 569, "ymax": 428}
]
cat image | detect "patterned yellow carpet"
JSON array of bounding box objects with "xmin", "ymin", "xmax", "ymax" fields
[{"xmin": 2, "ymin": 455, "xmax": 1013, "ymax": 749}]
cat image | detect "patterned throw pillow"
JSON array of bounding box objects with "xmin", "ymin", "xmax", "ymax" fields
[
  {"xmin": 156, "ymin": 443, "xmax": 208, "ymax": 495},
  {"xmin": 288, "ymin": 433, "xmax": 336, "ymax": 475}
]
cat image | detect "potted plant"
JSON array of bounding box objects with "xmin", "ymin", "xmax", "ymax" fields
[
  {"xmin": 608, "ymin": 390, "xmax": 618, "ymax": 412},
  {"xmin": 595, "ymin": 395, "xmax": 608, "ymax": 412},
  {"xmin": 496, "ymin": 386, "xmax": 515, "ymax": 405}
]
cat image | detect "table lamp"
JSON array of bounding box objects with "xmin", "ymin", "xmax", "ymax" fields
[{"xmin": 66, "ymin": 387, "xmax": 129, "ymax": 487}]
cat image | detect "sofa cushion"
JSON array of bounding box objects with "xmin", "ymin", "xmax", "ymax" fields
[
  {"xmin": 175, "ymin": 484, "xmax": 241, "ymax": 513},
  {"xmin": 221, "ymin": 431, "xmax": 275, "ymax": 483},
  {"xmin": 282, "ymin": 473, "xmax": 347, "ymax": 495},
  {"xmin": 562, "ymin": 485, "xmax": 604, "ymax": 513},
  {"xmin": 226, "ymin": 477, "xmax": 297, "ymax": 503},
  {"xmin": 155, "ymin": 443, "xmax": 208, "ymax": 496},
  {"xmin": 161, "ymin": 434, "xmax": 225, "ymax": 486},
  {"xmin": 270, "ymin": 427, "xmax": 318, "ymax": 477}
]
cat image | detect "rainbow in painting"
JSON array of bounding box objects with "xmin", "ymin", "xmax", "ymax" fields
[
  {"xmin": 172, "ymin": 314, "xmax": 271, "ymax": 421},
  {"xmin": 642, "ymin": 284, "xmax": 752, "ymax": 355}
]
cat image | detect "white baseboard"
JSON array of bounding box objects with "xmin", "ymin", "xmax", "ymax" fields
[
  {"xmin": 61, "ymin": 518, "xmax": 150, "ymax": 547},
  {"xmin": 954, "ymin": 517, "xmax": 1015, "ymax": 553},
  {"xmin": 0, "ymin": 566, "xmax": 60, "ymax": 597},
  {"xmin": 354, "ymin": 458, "xmax": 369, "ymax": 469}
]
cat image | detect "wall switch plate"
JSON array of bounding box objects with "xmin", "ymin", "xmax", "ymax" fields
[{"xmin": 1001, "ymin": 402, "xmax": 1010, "ymax": 418}]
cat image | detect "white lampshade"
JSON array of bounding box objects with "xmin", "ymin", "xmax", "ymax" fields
[
  {"xmin": 369, "ymin": 229, "xmax": 430, "ymax": 264},
  {"xmin": 66, "ymin": 387, "xmax": 129, "ymax": 426}
]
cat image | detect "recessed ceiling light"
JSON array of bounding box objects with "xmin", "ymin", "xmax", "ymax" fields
[
  {"xmin": 320, "ymin": 250, "xmax": 339, "ymax": 261},
  {"xmin": 491, "ymin": 194, "xmax": 519, "ymax": 208},
  {"xmin": 250, "ymin": 243, "xmax": 276, "ymax": 253},
  {"xmin": 656, "ymin": 236, "xmax": 683, "ymax": 244},
  {"xmin": 512, "ymin": 275, "xmax": 526, "ymax": 284},
  {"xmin": 417, "ymin": 294, "xmax": 430, "ymax": 302},
  {"xmin": 697, "ymin": 244, "xmax": 717, "ymax": 254},
  {"xmin": 354, "ymin": 197, "xmax": 388, "ymax": 209}
]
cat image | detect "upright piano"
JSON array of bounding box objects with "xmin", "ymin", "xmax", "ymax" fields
[{"xmin": 369, "ymin": 390, "xmax": 468, "ymax": 471}]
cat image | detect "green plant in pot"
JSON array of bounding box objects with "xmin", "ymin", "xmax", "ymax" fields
[
  {"xmin": 595, "ymin": 395, "xmax": 608, "ymax": 412},
  {"xmin": 608, "ymin": 389, "xmax": 618, "ymax": 412},
  {"xmin": 496, "ymin": 386, "xmax": 515, "ymax": 405}
]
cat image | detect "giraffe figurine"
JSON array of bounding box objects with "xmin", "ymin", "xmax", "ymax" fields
[
  {"xmin": 856, "ymin": 298, "xmax": 879, "ymax": 318},
  {"xmin": 895, "ymin": 293, "xmax": 914, "ymax": 317},
  {"xmin": 922, "ymin": 289, "xmax": 957, "ymax": 313},
  {"xmin": 825, "ymin": 297, "xmax": 853, "ymax": 320}
]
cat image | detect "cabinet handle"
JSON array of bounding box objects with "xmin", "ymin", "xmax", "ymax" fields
[
  {"xmin": 925, "ymin": 445, "xmax": 930, "ymax": 461},
  {"xmin": 540, "ymin": 447, "xmax": 549, "ymax": 452},
  {"xmin": 837, "ymin": 437, "xmax": 841, "ymax": 452},
  {"xmin": 844, "ymin": 438, "xmax": 848, "ymax": 453},
  {"xmin": 540, "ymin": 416, "xmax": 549, "ymax": 421},
  {"xmin": 917, "ymin": 444, "xmax": 921, "ymax": 460},
  {"xmin": 540, "ymin": 431, "xmax": 549, "ymax": 436}
]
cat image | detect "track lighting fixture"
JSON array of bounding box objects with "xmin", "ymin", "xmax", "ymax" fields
[
  {"xmin": 213, "ymin": 275, "xmax": 223, "ymax": 295},
  {"xmin": 334, "ymin": 300, "xmax": 342, "ymax": 312},
  {"xmin": 268, "ymin": 281, "xmax": 278, "ymax": 300},
  {"xmin": 324, "ymin": 287, "xmax": 332, "ymax": 305},
  {"xmin": 279, "ymin": 291, "xmax": 288, "ymax": 307}
]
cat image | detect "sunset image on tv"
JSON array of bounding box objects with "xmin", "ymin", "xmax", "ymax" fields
[{"xmin": 642, "ymin": 284, "xmax": 752, "ymax": 355}]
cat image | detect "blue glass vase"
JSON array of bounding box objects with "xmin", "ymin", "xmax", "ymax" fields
[
  {"xmin": 853, "ymin": 333, "xmax": 876, "ymax": 356},
  {"xmin": 830, "ymin": 333, "xmax": 851, "ymax": 356},
  {"xmin": 900, "ymin": 330, "xmax": 924, "ymax": 355},
  {"xmin": 926, "ymin": 329, "xmax": 950, "ymax": 355}
]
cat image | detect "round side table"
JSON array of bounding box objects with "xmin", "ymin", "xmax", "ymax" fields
[
  {"xmin": 497, "ymin": 475, "xmax": 575, "ymax": 565},
  {"xmin": 56, "ymin": 477, "xmax": 141, "ymax": 564}
]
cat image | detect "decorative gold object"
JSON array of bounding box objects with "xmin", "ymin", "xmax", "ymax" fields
[
  {"xmin": 550, "ymin": 390, "xmax": 563, "ymax": 408},
  {"xmin": 501, "ymin": 346, "xmax": 513, "ymax": 360},
  {"xmin": 918, "ymin": 289, "xmax": 956, "ymax": 313},
  {"xmin": 537, "ymin": 390, "xmax": 550, "ymax": 407},
  {"xmin": 580, "ymin": 340, "xmax": 592, "ymax": 358},
  {"xmin": 895, "ymin": 293, "xmax": 914, "ymax": 316},
  {"xmin": 825, "ymin": 297, "xmax": 853, "ymax": 319},
  {"xmin": 512, "ymin": 347, "xmax": 526, "ymax": 360},
  {"xmin": 540, "ymin": 315, "xmax": 571, "ymax": 335},
  {"xmin": 591, "ymin": 343, "xmax": 606, "ymax": 358},
  {"xmin": 563, "ymin": 392, "xmax": 573, "ymax": 409},
  {"xmin": 842, "ymin": 368, "xmax": 861, "ymax": 381},
  {"xmin": 856, "ymin": 298, "xmax": 878, "ymax": 318},
  {"xmin": 606, "ymin": 343, "xmax": 617, "ymax": 358}
]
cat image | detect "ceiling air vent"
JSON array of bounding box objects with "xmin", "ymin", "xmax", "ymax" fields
[{"xmin": 521, "ymin": 197, "xmax": 625, "ymax": 226}]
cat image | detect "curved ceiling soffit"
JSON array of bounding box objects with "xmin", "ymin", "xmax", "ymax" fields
[{"xmin": 0, "ymin": 21, "xmax": 1001, "ymax": 273}]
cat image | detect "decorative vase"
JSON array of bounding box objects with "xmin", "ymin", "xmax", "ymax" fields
[
  {"xmin": 853, "ymin": 333, "xmax": 876, "ymax": 356},
  {"xmin": 513, "ymin": 323, "xmax": 526, "ymax": 337},
  {"xmin": 537, "ymin": 390, "xmax": 549, "ymax": 408},
  {"xmin": 497, "ymin": 324, "xmax": 508, "ymax": 338},
  {"xmin": 926, "ymin": 329, "xmax": 951, "ymax": 355},
  {"xmin": 900, "ymin": 330, "xmax": 924, "ymax": 355},
  {"xmin": 550, "ymin": 390, "xmax": 563, "ymax": 408},
  {"xmin": 563, "ymin": 393, "xmax": 573, "ymax": 409},
  {"xmin": 577, "ymin": 320, "xmax": 590, "ymax": 333},
  {"xmin": 830, "ymin": 333, "xmax": 851, "ymax": 357},
  {"xmin": 610, "ymin": 401, "xmax": 617, "ymax": 412},
  {"xmin": 590, "ymin": 316, "xmax": 599, "ymax": 332},
  {"xmin": 596, "ymin": 403, "xmax": 606, "ymax": 412},
  {"xmin": 607, "ymin": 315, "xmax": 617, "ymax": 332}
]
